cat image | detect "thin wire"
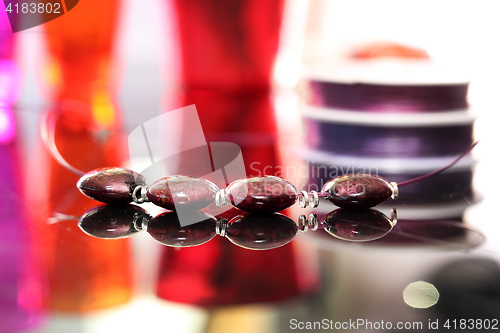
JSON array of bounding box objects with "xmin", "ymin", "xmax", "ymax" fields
[
  {"xmin": 398, "ymin": 140, "xmax": 479, "ymax": 187},
  {"xmin": 40, "ymin": 110, "xmax": 86, "ymax": 177}
]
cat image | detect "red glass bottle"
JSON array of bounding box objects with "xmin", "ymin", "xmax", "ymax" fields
[
  {"xmin": 172, "ymin": 0, "xmax": 285, "ymax": 91},
  {"xmin": 156, "ymin": 0, "xmax": 319, "ymax": 306},
  {"xmin": 159, "ymin": 49, "xmax": 318, "ymax": 308}
]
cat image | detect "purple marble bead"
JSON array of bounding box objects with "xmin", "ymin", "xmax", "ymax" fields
[
  {"xmin": 225, "ymin": 213, "xmax": 298, "ymax": 250},
  {"xmin": 78, "ymin": 204, "xmax": 149, "ymax": 239},
  {"xmin": 147, "ymin": 211, "xmax": 217, "ymax": 247},
  {"xmin": 322, "ymin": 174, "xmax": 395, "ymax": 209},
  {"xmin": 226, "ymin": 176, "xmax": 298, "ymax": 214},
  {"xmin": 147, "ymin": 176, "xmax": 218, "ymax": 211},
  {"xmin": 77, "ymin": 167, "xmax": 146, "ymax": 204},
  {"xmin": 323, "ymin": 209, "xmax": 394, "ymax": 242}
]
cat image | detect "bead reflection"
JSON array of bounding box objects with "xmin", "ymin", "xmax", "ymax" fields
[
  {"xmin": 225, "ymin": 213, "xmax": 298, "ymax": 250},
  {"xmin": 78, "ymin": 204, "xmax": 150, "ymax": 239},
  {"xmin": 322, "ymin": 208, "xmax": 396, "ymax": 242},
  {"xmin": 307, "ymin": 208, "xmax": 484, "ymax": 251},
  {"xmin": 147, "ymin": 211, "xmax": 217, "ymax": 247}
]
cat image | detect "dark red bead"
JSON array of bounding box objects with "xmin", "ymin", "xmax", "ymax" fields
[
  {"xmin": 78, "ymin": 204, "xmax": 149, "ymax": 239},
  {"xmin": 147, "ymin": 211, "xmax": 217, "ymax": 247},
  {"xmin": 147, "ymin": 176, "xmax": 218, "ymax": 211},
  {"xmin": 77, "ymin": 167, "xmax": 146, "ymax": 204},
  {"xmin": 322, "ymin": 174, "xmax": 394, "ymax": 209},
  {"xmin": 226, "ymin": 176, "xmax": 297, "ymax": 214},
  {"xmin": 323, "ymin": 209, "xmax": 394, "ymax": 242},
  {"xmin": 225, "ymin": 213, "xmax": 298, "ymax": 250}
]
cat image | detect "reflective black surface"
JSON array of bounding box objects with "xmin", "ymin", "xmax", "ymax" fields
[{"xmin": 74, "ymin": 204, "xmax": 485, "ymax": 253}]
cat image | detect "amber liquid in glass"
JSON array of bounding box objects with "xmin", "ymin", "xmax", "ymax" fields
[{"xmin": 36, "ymin": 0, "xmax": 134, "ymax": 312}]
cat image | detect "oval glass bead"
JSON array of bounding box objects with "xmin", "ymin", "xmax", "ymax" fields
[
  {"xmin": 323, "ymin": 209, "xmax": 394, "ymax": 242},
  {"xmin": 225, "ymin": 213, "xmax": 298, "ymax": 250},
  {"xmin": 226, "ymin": 176, "xmax": 297, "ymax": 214},
  {"xmin": 147, "ymin": 176, "xmax": 218, "ymax": 211},
  {"xmin": 147, "ymin": 211, "xmax": 217, "ymax": 247},
  {"xmin": 77, "ymin": 167, "xmax": 146, "ymax": 204},
  {"xmin": 78, "ymin": 204, "xmax": 150, "ymax": 239},
  {"xmin": 322, "ymin": 174, "xmax": 395, "ymax": 209}
]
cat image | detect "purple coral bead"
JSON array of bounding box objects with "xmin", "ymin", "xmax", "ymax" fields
[
  {"xmin": 77, "ymin": 167, "xmax": 146, "ymax": 204},
  {"xmin": 146, "ymin": 176, "xmax": 218, "ymax": 211},
  {"xmin": 322, "ymin": 174, "xmax": 395, "ymax": 209},
  {"xmin": 226, "ymin": 176, "xmax": 298, "ymax": 214}
]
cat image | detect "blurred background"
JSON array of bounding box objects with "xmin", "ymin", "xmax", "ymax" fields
[{"xmin": 2, "ymin": 0, "xmax": 500, "ymax": 332}]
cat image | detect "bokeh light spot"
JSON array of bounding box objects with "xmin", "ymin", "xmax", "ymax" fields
[{"xmin": 403, "ymin": 281, "xmax": 439, "ymax": 308}]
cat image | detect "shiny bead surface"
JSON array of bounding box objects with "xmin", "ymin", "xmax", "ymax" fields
[
  {"xmin": 78, "ymin": 204, "xmax": 149, "ymax": 239},
  {"xmin": 226, "ymin": 176, "xmax": 297, "ymax": 214},
  {"xmin": 77, "ymin": 167, "xmax": 146, "ymax": 204},
  {"xmin": 147, "ymin": 211, "xmax": 217, "ymax": 247},
  {"xmin": 147, "ymin": 176, "xmax": 218, "ymax": 211},
  {"xmin": 323, "ymin": 209, "xmax": 394, "ymax": 242},
  {"xmin": 322, "ymin": 174, "xmax": 394, "ymax": 209},
  {"xmin": 225, "ymin": 213, "xmax": 298, "ymax": 250}
]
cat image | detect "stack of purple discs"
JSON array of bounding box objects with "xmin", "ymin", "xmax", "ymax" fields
[{"xmin": 301, "ymin": 57, "xmax": 476, "ymax": 214}]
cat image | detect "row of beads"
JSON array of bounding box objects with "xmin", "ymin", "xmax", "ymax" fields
[
  {"xmin": 78, "ymin": 204, "xmax": 398, "ymax": 249},
  {"xmin": 77, "ymin": 167, "xmax": 399, "ymax": 213},
  {"xmin": 79, "ymin": 204, "xmax": 301, "ymax": 249}
]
